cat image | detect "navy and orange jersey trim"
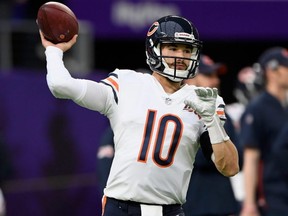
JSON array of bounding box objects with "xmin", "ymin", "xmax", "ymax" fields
[
  {"xmin": 217, "ymin": 104, "xmax": 226, "ymax": 122},
  {"xmin": 100, "ymin": 72, "xmax": 119, "ymax": 104},
  {"xmin": 101, "ymin": 195, "xmax": 107, "ymax": 216}
]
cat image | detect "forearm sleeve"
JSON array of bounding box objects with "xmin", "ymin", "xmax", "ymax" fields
[
  {"xmin": 207, "ymin": 114, "xmax": 230, "ymax": 144},
  {"xmin": 45, "ymin": 46, "xmax": 86, "ymax": 101},
  {"xmin": 45, "ymin": 46, "xmax": 112, "ymax": 114}
]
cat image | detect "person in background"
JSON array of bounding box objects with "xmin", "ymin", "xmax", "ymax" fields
[
  {"xmin": 233, "ymin": 66, "xmax": 263, "ymax": 107},
  {"xmin": 225, "ymin": 65, "xmax": 265, "ymax": 210},
  {"xmin": 226, "ymin": 66, "xmax": 264, "ymax": 134},
  {"xmin": 96, "ymin": 126, "xmax": 114, "ymax": 191},
  {"xmin": 264, "ymin": 121, "xmax": 288, "ymax": 215},
  {"xmin": 239, "ymin": 47, "xmax": 288, "ymax": 216},
  {"xmin": 183, "ymin": 54, "xmax": 241, "ymax": 216}
]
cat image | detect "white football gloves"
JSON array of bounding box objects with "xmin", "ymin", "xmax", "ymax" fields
[
  {"xmin": 184, "ymin": 87, "xmax": 230, "ymax": 144},
  {"xmin": 185, "ymin": 87, "xmax": 217, "ymax": 126}
]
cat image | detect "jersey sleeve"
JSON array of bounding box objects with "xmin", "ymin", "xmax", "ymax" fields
[
  {"xmin": 46, "ymin": 46, "xmax": 86, "ymax": 100},
  {"xmin": 45, "ymin": 46, "xmax": 116, "ymax": 115},
  {"xmin": 215, "ymin": 95, "xmax": 226, "ymax": 125}
]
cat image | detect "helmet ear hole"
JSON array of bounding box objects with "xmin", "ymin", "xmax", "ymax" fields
[{"xmin": 151, "ymin": 59, "xmax": 156, "ymax": 65}]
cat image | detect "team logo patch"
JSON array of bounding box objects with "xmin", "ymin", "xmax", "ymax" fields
[
  {"xmin": 245, "ymin": 113, "xmax": 254, "ymax": 125},
  {"xmin": 183, "ymin": 104, "xmax": 195, "ymax": 112},
  {"xmin": 183, "ymin": 104, "xmax": 201, "ymax": 119},
  {"xmin": 147, "ymin": 22, "xmax": 159, "ymax": 37}
]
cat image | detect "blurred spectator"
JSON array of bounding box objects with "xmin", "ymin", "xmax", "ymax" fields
[
  {"xmin": 96, "ymin": 126, "xmax": 114, "ymax": 192},
  {"xmin": 184, "ymin": 54, "xmax": 227, "ymax": 90},
  {"xmin": 264, "ymin": 121, "xmax": 288, "ymax": 215},
  {"xmin": 225, "ymin": 65, "xmax": 265, "ymax": 211},
  {"xmin": 234, "ymin": 66, "xmax": 263, "ymax": 107},
  {"xmin": 226, "ymin": 66, "xmax": 264, "ymax": 139},
  {"xmin": 239, "ymin": 47, "xmax": 288, "ymax": 216},
  {"xmin": 183, "ymin": 54, "xmax": 241, "ymax": 216}
]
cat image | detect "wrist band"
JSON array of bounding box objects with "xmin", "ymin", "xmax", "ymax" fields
[{"xmin": 206, "ymin": 114, "xmax": 230, "ymax": 144}]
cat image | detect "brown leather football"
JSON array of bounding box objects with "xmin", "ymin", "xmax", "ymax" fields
[{"xmin": 37, "ymin": 1, "xmax": 79, "ymax": 44}]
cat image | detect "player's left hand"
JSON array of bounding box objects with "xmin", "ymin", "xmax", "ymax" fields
[{"xmin": 184, "ymin": 87, "xmax": 218, "ymax": 126}]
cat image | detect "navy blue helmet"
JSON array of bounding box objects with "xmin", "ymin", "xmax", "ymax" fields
[{"xmin": 146, "ymin": 15, "xmax": 202, "ymax": 82}]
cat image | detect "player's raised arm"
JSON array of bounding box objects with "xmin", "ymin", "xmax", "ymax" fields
[
  {"xmin": 39, "ymin": 30, "xmax": 110, "ymax": 114},
  {"xmin": 185, "ymin": 87, "xmax": 239, "ymax": 176},
  {"xmin": 39, "ymin": 30, "xmax": 83, "ymax": 99}
]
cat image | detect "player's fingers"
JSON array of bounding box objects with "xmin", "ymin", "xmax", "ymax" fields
[
  {"xmin": 194, "ymin": 87, "xmax": 206, "ymax": 97},
  {"xmin": 60, "ymin": 35, "xmax": 78, "ymax": 52},
  {"xmin": 212, "ymin": 88, "xmax": 218, "ymax": 98},
  {"xmin": 184, "ymin": 99, "xmax": 197, "ymax": 111},
  {"xmin": 39, "ymin": 30, "xmax": 53, "ymax": 48},
  {"xmin": 206, "ymin": 88, "xmax": 213, "ymax": 97},
  {"xmin": 39, "ymin": 30, "xmax": 44, "ymax": 40},
  {"xmin": 70, "ymin": 34, "xmax": 78, "ymax": 45},
  {"xmin": 196, "ymin": 87, "xmax": 218, "ymax": 98}
]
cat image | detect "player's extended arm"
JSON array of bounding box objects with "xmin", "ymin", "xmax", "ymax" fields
[
  {"xmin": 40, "ymin": 30, "xmax": 84, "ymax": 100},
  {"xmin": 39, "ymin": 31, "xmax": 109, "ymax": 113},
  {"xmin": 185, "ymin": 87, "xmax": 239, "ymax": 177}
]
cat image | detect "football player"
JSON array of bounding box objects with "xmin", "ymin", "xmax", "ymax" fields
[{"xmin": 39, "ymin": 15, "xmax": 239, "ymax": 216}]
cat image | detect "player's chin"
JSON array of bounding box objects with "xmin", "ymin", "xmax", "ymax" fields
[
  {"xmin": 176, "ymin": 65, "xmax": 186, "ymax": 70},
  {"xmin": 167, "ymin": 63, "xmax": 186, "ymax": 70}
]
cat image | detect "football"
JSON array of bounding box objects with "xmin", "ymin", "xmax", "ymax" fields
[{"xmin": 37, "ymin": 1, "xmax": 79, "ymax": 44}]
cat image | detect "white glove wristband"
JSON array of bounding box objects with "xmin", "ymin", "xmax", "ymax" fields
[{"xmin": 206, "ymin": 114, "xmax": 230, "ymax": 144}]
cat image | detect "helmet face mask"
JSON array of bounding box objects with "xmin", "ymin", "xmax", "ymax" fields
[{"xmin": 146, "ymin": 15, "xmax": 202, "ymax": 82}]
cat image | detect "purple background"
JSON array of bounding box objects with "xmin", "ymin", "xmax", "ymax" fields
[
  {"xmin": 2, "ymin": 1, "xmax": 288, "ymax": 215},
  {"xmin": 0, "ymin": 71, "xmax": 109, "ymax": 216},
  {"xmin": 68, "ymin": 0, "xmax": 288, "ymax": 40}
]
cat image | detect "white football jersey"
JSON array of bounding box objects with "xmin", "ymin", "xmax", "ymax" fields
[
  {"xmin": 90, "ymin": 69, "xmax": 223, "ymax": 205},
  {"xmin": 45, "ymin": 47, "xmax": 225, "ymax": 205}
]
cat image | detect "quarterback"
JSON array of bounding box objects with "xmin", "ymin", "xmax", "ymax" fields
[{"xmin": 40, "ymin": 15, "xmax": 239, "ymax": 216}]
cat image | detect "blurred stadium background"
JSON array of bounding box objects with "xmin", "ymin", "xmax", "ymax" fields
[{"xmin": 1, "ymin": 0, "xmax": 288, "ymax": 215}]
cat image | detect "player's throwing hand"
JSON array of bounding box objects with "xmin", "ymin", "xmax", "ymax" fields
[{"xmin": 39, "ymin": 30, "xmax": 78, "ymax": 52}]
